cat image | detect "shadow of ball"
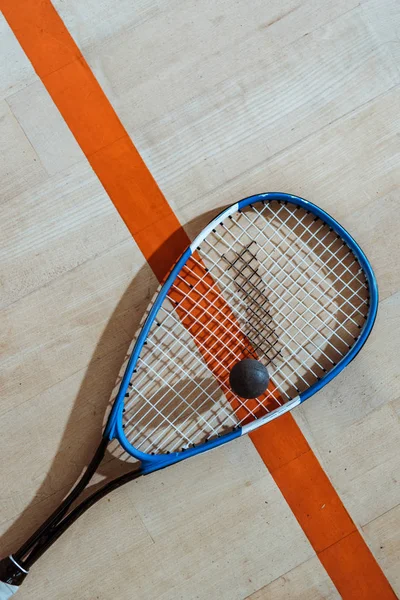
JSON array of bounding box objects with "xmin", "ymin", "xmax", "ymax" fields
[{"xmin": 229, "ymin": 358, "xmax": 270, "ymax": 399}]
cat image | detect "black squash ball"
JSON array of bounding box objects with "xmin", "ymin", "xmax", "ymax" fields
[{"xmin": 229, "ymin": 358, "xmax": 270, "ymax": 399}]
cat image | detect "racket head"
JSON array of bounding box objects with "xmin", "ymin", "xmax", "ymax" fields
[{"xmin": 105, "ymin": 192, "xmax": 378, "ymax": 472}]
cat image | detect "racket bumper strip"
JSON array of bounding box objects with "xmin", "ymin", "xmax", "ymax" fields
[
  {"xmin": 189, "ymin": 203, "xmax": 239, "ymax": 251},
  {"xmin": 241, "ymin": 397, "xmax": 301, "ymax": 434}
]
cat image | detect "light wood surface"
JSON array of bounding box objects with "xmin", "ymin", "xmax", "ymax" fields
[
  {"xmin": 1, "ymin": 0, "xmax": 399, "ymax": 598},
  {"xmin": 246, "ymin": 555, "xmax": 340, "ymax": 599}
]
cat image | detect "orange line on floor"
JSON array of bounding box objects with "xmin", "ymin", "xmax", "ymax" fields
[
  {"xmin": 169, "ymin": 253, "xmax": 282, "ymax": 418},
  {"xmin": 1, "ymin": 1, "xmax": 396, "ymax": 597}
]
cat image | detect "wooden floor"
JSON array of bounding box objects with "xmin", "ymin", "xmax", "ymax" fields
[{"xmin": 1, "ymin": 0, "xmax": 399, "ymax": 598}]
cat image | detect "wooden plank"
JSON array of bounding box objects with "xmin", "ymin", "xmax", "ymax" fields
[
  {"xmin": 363, "ymin": 503, "xmax": 400, "ymax": 598},
  {"xmin": 129, "ymin": 7, "xmax": 399, "ymax": 207},
  {"xmin": 7, "ymin": 81, "xmax": 85, "ymax": 176},
  {"xmin": 181, "ymin": 88, "xmax": 400, "ymax": 228},
  {"xmin": 246, "ymin": 556, "xmax": 340, "ymax": 600},
  {"xmin": 0, "ymin": 99, "xmax": 47, "ymax": 201},
  {"xmin": 0, "ymin": 161, "xmax": 130, "ymax": 308},
  {"xmin": 0, "ymin": 13, "xmax": 37, "ymax": 100},
  {"xmin": 305, "ymin": 401, "xmax": 400, "ymax": 527},
  {"xmin": 60, "ymin": 0, "xmax": 365, "ymax": 133},
  {"xmin": 0, "ymin": 239, "xmax": 153, "ymax": 414}
]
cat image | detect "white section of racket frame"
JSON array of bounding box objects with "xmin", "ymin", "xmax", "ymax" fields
[
  {"xmin": 189, "ymin": 203, "xmax": 239, "ymax": 252},
  {"xmin": 241, "ymin": 397, "xmax": 301, "ymax": 435}
]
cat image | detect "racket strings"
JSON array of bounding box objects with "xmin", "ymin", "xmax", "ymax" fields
[
  {"xmin": 221, "ymin": 234, "xmax": 364, "ymax": 363},
  {"xmin": 222, "ymin": 243, "xmax": 282, "ymax": 363},
  {"xmin": 122, "ymin": 201, "xmax": 369, "ymax": 454},
  {"xmin": 124, "ymin": 260, "xmax": 279, "ymax": 452},
  {"xmin": 224, "ymin": 205, "xmax": 367, "ymax": 335},
  {"xmin": 258, "ymin": 216, "xmax": 368, "ymax": 322},
  {"xmin": 211, "ymin": 203, "xmax": 367, "ymax": 383},
  {"xmin": 202, "ymin": 240, "xmax": 326, "ymax": 390},
  {"xmin": 230, "ymin": 204, "xmax": 367, "ymax": 324},
  {"xmin": 198, "ymin": 235, "xmax": 335, "ymax": 387}
]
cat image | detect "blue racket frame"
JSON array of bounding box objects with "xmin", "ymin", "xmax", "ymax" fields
[{"xmin": 105, "ymin": 192, "xmax": 378, "ymax": 474}]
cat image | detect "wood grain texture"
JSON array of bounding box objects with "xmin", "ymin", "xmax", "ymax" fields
[
  {"xmin": 246, "ymin": 556, "xmax": 340, "ymax": 600},
  {"xmin": 363, "ymin": 503, "xmax": 400, "ymax": 596},
  {"xmin": 303, "ymin": 399, "xmax": 400, "ymax": 527},
  {"xmin": 121, "ymin": 6, "xmax": 399, "ymax": 208},
  {"xmin": 0, "ymin": 99, "xmax": 47, "ymax": 201},
  {"xmin": 6, "ymin": 81, "xmax": 85, "ymax": 176},
  {"xmin": 0, "ymin": 13, "xmax": 37, "ymax": 101},
  {"xmin": 0, "ymin": 240, "xmax": 153, "ymax": 414},
  {"xmin": 1, "ymin": 161, "xmax": 130, "ymax": 308},
  {"xmin": 181, "ymin": 87, "xmax": 400, "ymax": 228},
  {"xmin": 0, "ymin": 0, "xmax": 399, "ymax": 598}
]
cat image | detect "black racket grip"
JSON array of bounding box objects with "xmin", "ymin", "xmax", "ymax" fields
[{"xmin": 0, "ymin": 556, "xmax": 28, "ymax": 586}]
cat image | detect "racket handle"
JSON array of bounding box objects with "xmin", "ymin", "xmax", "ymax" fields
[{"xmin": 0, "ymin": 556, "xmax": 28, "ymax": 597}]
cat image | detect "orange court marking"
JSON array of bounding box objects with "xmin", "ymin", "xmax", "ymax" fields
[
  {"xmin": 1, "ymin": 1, "xmax": 396, "ymax": 597},
  {"xmin": 168, "ymin": 253, "xmax": 282, "ymax": 419}
]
